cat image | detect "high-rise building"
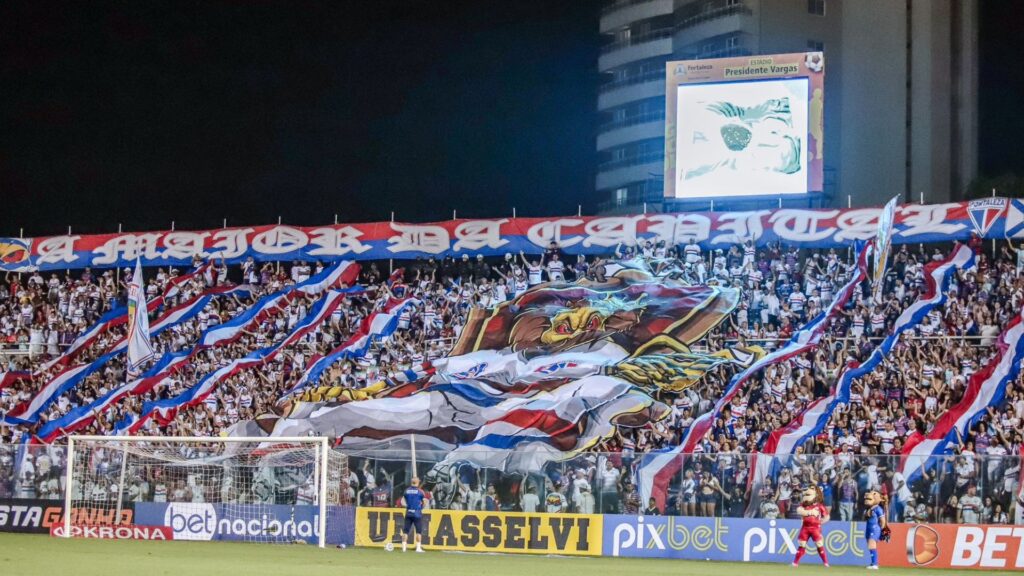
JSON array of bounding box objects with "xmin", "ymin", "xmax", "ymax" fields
[{"xmin": 596, "ymin": 0, "xmax": 978, "ymax": 210}]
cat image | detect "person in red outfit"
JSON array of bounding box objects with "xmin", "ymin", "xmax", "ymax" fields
[{"xmin": 793, "ymin": 486, "xmax": 830, "ymax": 567}]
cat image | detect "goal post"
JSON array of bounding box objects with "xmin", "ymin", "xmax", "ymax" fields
[{"xmin": 63, "ymin": 436, "xmax": 344, "ymax": 548}]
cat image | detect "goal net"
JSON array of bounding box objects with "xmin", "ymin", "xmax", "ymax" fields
[{"xmin": 63, "ymin": 436, "xmax": 349, "ymax": 548}]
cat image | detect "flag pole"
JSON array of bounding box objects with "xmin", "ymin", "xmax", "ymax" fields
[{"xmin": 115, "ymin": 223, "xmax": 123, "ymax": 286}]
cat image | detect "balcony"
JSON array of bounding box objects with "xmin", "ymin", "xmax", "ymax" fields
[
  {"xmin": 598, "ymin": 110, "xmax": 664, "ymax": 133},
  {"xmin": 597, "ymin": 186, "xmax": 665, "ymax": 214},
  {"xmin": 599, "ymin": 68, "xmax": 664, "ymax": 94},
  {"xmin": 600, "ymin": 0, "xmax": 674, "ymax": 34},
  {"xmin": 676, "ymin": 2, "xmax": 753, "ymax": 32},
  {"xmin": 679, "ymin": 45, "xmax": 752, "ymax": 61},
  {"xmin": 600, "ymin": 0, "xmax": 652, "ymax": 16},
  {"xmin": 598, "ymin": 80, "xmax": 665, "ymax": 111},
  {"xmin": 598, "ymin": 151, "xmax": 664, "ymax": 173},
  {"xmin": 596, "ymin": 152, "xmax": 664, "ymax": 192},
  {"xmin": 598, "ymin": 29, "xmax": 673, "ymax": 71},
  {"xmin": 596, "ymin": 113, "xmax": 665, "ymax": 151}
]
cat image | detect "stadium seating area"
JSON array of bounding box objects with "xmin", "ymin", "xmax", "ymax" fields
[{"xmin": 1, "ymin": 239, "xmax": 1023, "ymax": 526}]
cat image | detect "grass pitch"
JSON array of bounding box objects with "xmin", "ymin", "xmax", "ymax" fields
[{"xmin": 0, "ymin": 532, "xmax": 991, "ymax": 576}]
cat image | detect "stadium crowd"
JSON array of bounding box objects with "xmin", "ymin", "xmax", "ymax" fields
[{"xmin": 1, "ymin": 237, "xmax": 1023, "ymax": 525}]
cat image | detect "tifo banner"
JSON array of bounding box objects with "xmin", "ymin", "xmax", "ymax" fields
[
  {"xmin": 603, "ymin": 515, "xmax": 867, "ymax": 565},
  {"xmin": 134, "ymin": 502, "xmax": 355, "ymax": 546},
  {"xmin": 881, "ymin": 523, "xmax": 1024, "ymax": 570},
  {"xmin": 0, "ymin": 499, "xmax": 134, "ymax": 534},
  {"xmin": 3, "ymin": 197, "xmax": 1024, "ymax": 271},
  {"xmin": 252, "ymin": 270, "xmax": 750, "ymax": 476},
  {"xmin": 355, "ymin": 507, "xmax": 602, "ymax": 556}
]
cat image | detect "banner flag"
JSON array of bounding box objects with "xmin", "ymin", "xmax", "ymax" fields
[
  {"xmin": 873, "ymin": 195, "xmax": 899, "ymax": 304},
  {"xmin": 0, "ymin": 199, "xmax": 1018, "ymax": 272},
  {"xmin": 5, "ymin": 285, "xmax": 253, "ymax": 429},
  {"xmin": 746, "ymin": 243, "xmax": 975, "ymax": 515},
  {"xmin": 280, "ymin": 296, "xmax": 418, "ymax": 399},
  {"xmin": 33, "ymin": 263, "xmax": 356, "ymax": 440},
  {"xmin": 900, "ymin": 306, "xmax": 1024, "ymax": 483},
  {"xmin": 39, "ymin": 261, "xmax": 212, "ymax": 373},
  {"xmin": 116, "ymin": 288, "xmax": 350, "ymax": 434},
  {"xmin": 225, "ymin": 261, "xmax": 767, "ymax": 509},
  {"xmin": 636, "ymin": 242, "xmax": 871, "ymax": 511},
  {"xmin": 126, "ymin": 258, "xmax": 156, "ymax": 376}
]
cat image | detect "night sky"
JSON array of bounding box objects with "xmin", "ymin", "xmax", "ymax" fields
[{"xmin": 0, "ymin": 1, "xmax": 1020, "ymax": 238}]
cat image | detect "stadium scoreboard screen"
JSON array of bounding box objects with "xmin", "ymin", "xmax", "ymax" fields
[{"xmin": 664, "ymin": 52, "xmax": 824, "ymax": 200}]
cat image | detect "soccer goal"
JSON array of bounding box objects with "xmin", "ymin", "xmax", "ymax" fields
[{"xmin": 63, "ymin": 436, "xmax": 347, "ymax": 548}]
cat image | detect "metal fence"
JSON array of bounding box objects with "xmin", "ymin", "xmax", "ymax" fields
[{"xmin": 3, "ymin": 443, "xmax": 1019, "ymax": 525}]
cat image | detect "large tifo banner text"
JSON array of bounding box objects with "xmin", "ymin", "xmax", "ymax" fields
[{"xmin": 1, "ymin": 197, "xmax": 1021, "ymax": 271}]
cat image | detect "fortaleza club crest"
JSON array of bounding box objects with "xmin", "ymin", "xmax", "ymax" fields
[{"xmin": 967, "ymin": 198, "xmax": 1007, "ymax": 236}]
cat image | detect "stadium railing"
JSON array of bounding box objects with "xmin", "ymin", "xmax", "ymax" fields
[{"xmin": 1, "ymin": 443, "xmax": 1018, "ymax": 525}]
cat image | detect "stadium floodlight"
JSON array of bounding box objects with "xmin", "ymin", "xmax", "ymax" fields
[{"xmin": 63, "ymin": 436, "xmax": 345, "ymax": 548}]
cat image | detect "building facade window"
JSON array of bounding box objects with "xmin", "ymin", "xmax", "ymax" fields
[
  {"xmin": 725, "ymin": 35, "xmax": 740, "ymax": 50},
  {"xmin": 808, "ymin": 0, "xmax": 825, "ymax": 16},
  {"xmin": 614, "ymin": 188, "xmax": 629, "ymax": 206},
  {"xmin": 807, "ymin": 39, "xmax": 824, "ymax": 52}
]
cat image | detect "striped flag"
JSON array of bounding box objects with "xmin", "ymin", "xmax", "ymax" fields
[
  {"xmin": 116, "ymin": 286, "xmax": 354, "ymax": 434},
  {"xmin": 0, "ymin": 371, "xmax": 30, "ymax": 391},
  {"xmin": 746, "ymin": 243, "xmax": 974, "ymax": 515},
  {"xmin": 6, "ymin": 285, "xmax": 253, "ymax": 429},
  {"xmin": 39, "ymin": 261, "xmax": 212, "ymax": 372},
  {"xmin": 126, "ymin": 258, "xmax": 155, "ymax": 376},
  {"xmin": 36, "ymin": 262, "xmax": 356, "ymax": 439},
  {"xmin": 900, "ymin": 306, "xmax": 1024, "ymax": 483},
  {"xmin": 638, "ymin": 242, "xmax": 871, "ymax": 510},
  {"xmin": 281, "ymin": 296, "xmax": 418, "ymax": 398}
]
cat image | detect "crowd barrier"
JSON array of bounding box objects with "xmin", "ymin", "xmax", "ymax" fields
[{"xmin": 1, "ymin": 443, "xmax": 1021, "ymax": 567}]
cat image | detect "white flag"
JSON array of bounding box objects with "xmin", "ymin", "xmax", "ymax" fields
[
  {"xmin": 873, "ymin": 196, "xmax": 899, "ymax": 304},
  {"xmin": 127, "ymin": 258, "xmax": 155, "ymax": 375}
]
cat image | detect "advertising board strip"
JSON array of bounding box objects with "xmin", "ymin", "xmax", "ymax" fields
[
  {"xmin": 50, "ymin": 524, "xmax": 173, "ymax": 540},
  {"xmin": 355, "ymin": 507, "xmax": 602, "ymax": 556},
  {"xmin": 133, "ymin": 502, "xmax": 354, "ymax": 546},
  {"xmin": 0, "ymin": 499, "xmax": 133, "ymax": 534},
  {"xmin": 602, "ymin": 514, "xmax": 866, "ymax": 566},
  {"xmin": 882, "ymin": 523, "xmax": 1024, "ymax": 571}
]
